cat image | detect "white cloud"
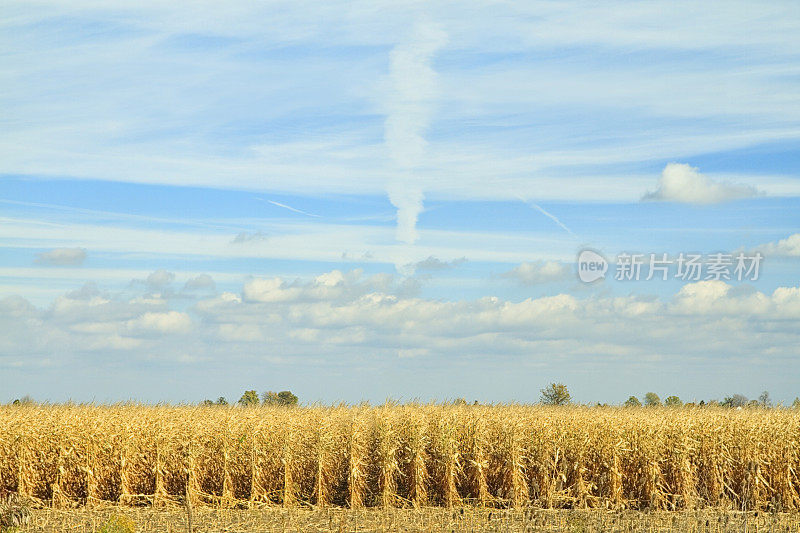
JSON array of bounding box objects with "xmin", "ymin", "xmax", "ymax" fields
[
  {"xmin": 35, "ymin": 247, "xmax": 86, "ymax": 266},
  {"xmin": 183, "ymin": 274, "xmax": 216, "ymax": 291},
  {"xmin": 398, "ymin": 348, "xmax": 429, "ymax": 359},
  {"xmin": 503, "ymin": 261, "xmax": 571, "ymax": 285},
  {"xmin": 4, "ymin": 270, "xmax": 800, "ymax": 405},
  {"xmin": 756, "ymin": 233, "xmax": 800, "ymax": 257},
  {"xmin": 127, "ymin": 311, "xmax": 192, "ymax": 335},
  {"xmin": 51, "ymin": 293, "xmax": 112, "ymax": 316},
  {"xmin": 643, "ymin": 163, "xmax": 760, "ymax": 204},
  {"xmin": 388, "ymin": 186, "xmax": 425, "ymax": 245},
  {"xmin": 0, "ymin": 295, "xmax": 37, "ymax": 317},
  {"xmin": 384, "ymin": 19, "xmax": 448, "ymax": 168},
  {"xmin": 231, "ymin": 231, "xmax": 268, "ymax": 244},
  {"xmin": 0, "ymin": 214, "xmax": 575, "ymax": 268},
  {"xmin": 242, "ymin": 277, "xmax": 292, "ymax": 303},
  {"xmin": 407, "ymin": 255, "xmax": 467, "ymax": 272},
  {"xmin": 217, "ymin": 323, "xmax": 265, "ymax": 342},
  {"xmin": 670, "ymin": 280, "xmax": 771, "ymax": 315},
  {"xmin": 772, "ymin": 287, "xmax": 800, "ymax": 315},
  {"xmin": 145, "ymin": 269, "xmax": 175, "ymax": 289},
  {"xmin": 384, "ymin": 20, "xmax": 447, "ymax": 245},
  {"xmin": 188, "ymin": 275, "xmax": 800, "ymax": 364},
  {"xmin": 66, "ymin": 282, "xmax": 104, "ymax": 300},
  {"xmin": 1, "ymin": 2, "xmax": 799, "ymax": 209},
  {"xmin": 242, "ymin": 269, "xmax": 394, "ymax": 303}
]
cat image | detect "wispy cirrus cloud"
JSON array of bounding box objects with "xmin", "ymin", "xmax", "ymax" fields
[
  {"xmin": 408, "ymin": 255, "xmax": 467, "ymax": 272},
  {"xmin": 2, "ymin": 2, "xmax": 800, "ymax": 204},
  {"xmin": 35, "ymin": 247, "xmax": 86, "ymax": 266},
  {"xmin": 230, "ymin": 231, "xmax": 268, "ymax": 244}
]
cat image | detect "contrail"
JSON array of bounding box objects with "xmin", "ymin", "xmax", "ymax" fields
[
  {"xmin": 254, "ymin": 197, "xmax": 321, "ymax": 218},
  {"xmin": 516, "ymin": 194, "xmax": 576, "ymax": 237}
]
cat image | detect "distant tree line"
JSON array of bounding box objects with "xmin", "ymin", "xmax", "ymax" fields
[
  {"xmin": 201, "ymin": 390, "xmax": 299, "ymax": 407},
  {"xmin": 6, "ymin": 387, "xmax": 800, "ymax": 409},
  {"xmin": 624, "ymin": 390, "xmax": 780, "ymax": 408},
  {"xmin": 536, "ymin": 384, "xmax": 796, "ymax": 409}
]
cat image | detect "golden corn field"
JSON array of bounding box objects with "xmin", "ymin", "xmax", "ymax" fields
[{"xmin": 1, "ymin": 404, "xmax": 799, "ymax": 513}]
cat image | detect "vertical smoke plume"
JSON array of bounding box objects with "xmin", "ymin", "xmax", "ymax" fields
[
  {"xmin": 388, "ymin": 187, "xmax": 425, "ymax": 245},
  {"xmin": 384, "ymin": 20, "xmax": 447, "ymax": 244}
]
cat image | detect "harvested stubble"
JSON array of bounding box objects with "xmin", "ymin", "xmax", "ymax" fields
[
  {"xmin": 0, "ymin": 405, "xmax": 798, "ymax": 511},
  {"xmin": 14, "ymin": 507, "xmax": 800, "ymax": 533}
]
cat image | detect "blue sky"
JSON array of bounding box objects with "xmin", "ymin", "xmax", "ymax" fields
[{"xmin": 1, "ymin": 1, "xmax": 799, "ymax": 404}]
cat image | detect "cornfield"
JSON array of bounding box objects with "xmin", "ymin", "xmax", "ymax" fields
[{"xmin": 1, "ymin": 405, "xmax": 798, "ymax": 512}]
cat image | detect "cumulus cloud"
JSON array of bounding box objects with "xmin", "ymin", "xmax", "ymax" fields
[
  {"xmin": 643, "ymin": 163, "xmax": 760, "ymax": 204},
  {"xmin": 66, "ymin": 282, "xmax": 104, "ymax": 300},
  {"xmin": 4, "ymin": 271, "xmax": 800, "ymax": 397},
  {"xmin": 183, "ymin": 274, "xmax": 216, "ymax": 292},
  {"xmin": 144, "ymin": 269, "xmax": 175, "ymax": 289},
  {"xmin": 503, "ymin": 261, "xmax": 571, "ymax": 285},
  {"xmin": 242, "ymin": 269, "xmax": 393, "ymax": 303},
  {"xmin": 755, "ymin": 233, "xmax": 800, "ymax": 257},
  {"xmin": 35, "ymin": 247, "xmax": 86, "ymax": 266},
  {"xmin": 191, "ymin": 275, "xmax": 800, "ymax": 366},
  {"xmin": 670, "ymin": 280, "xmax": 770, "ymax": 315},
  {"xmin": 127, "ymin": 311, "xmax": 192, "ymax": 335},
  {"xmin": 0, "ymin": 295, "xmax": 37, "ymax": 317}
]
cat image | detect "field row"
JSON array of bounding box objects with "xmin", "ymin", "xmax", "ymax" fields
[{"xmin": 1, "ymin": 405, "xmax": 799, "ymax": 511}]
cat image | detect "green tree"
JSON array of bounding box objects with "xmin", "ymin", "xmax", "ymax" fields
[
  {"xmin": 664, "ymin": 395, "xmax": 682, "ymax": 407},
  {"xmin": 262, "ymin": 390, "xmax": 298, "ymax": 407},
  {"xmin": 10, "ymin": 395, "xmax": 34, "ymax": 406},
  {"xmin": 624, "ymin": 396, "xmax": 642, "ymax": 407},
  {"xmin": 238, "ymin": 390, "xmax": 260, "ymax": 407},
  {"xmin": 201, "ymin": 396, "xmax": 229, "ymax": 406},
  {"xmin": 792, "ymin": 397, "xmax": 800, "ymax": 409},
  {"xmin": 643, "ymin": 392, "xmax": 661, "ymax": 407},
  {"xmin": 540, "ymin": 383, "xmax": 571, "ymax": 405}
]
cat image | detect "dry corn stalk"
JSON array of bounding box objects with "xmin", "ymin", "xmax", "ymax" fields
[{"xmin": 0, "ymin": 404, "xmax": 797, "ymax": 511}]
